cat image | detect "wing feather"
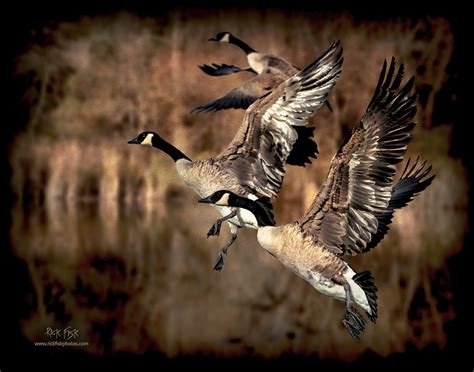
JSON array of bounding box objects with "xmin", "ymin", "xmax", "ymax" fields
[
  {"xmin": 215, "ymin": 41, "xmax": 343, "ymax": 199},
  {"xmin": 299, "ymin": 57, "xmax": 419, "ymax": 255},
  {"xmin": 198, "ymin": 63, "xmax": 256, "ymax": 76},
  {"xmin": 363, "ymin": 157, "xmax": 435, "ymax": 252},
  {"xmin": 191, "ymin": 71, "xmax": 283, "ymax": 113}
]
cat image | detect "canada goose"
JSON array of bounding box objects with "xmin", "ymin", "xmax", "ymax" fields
[
  {"xmin": 198, "ymin": 58, "xmax": 436, "ymax": 339},
  {"xmin": 204, "ymin": 32, "xmax": 297, "ymax": 76},
  {"xmin": 129, "ymin": 41, "xmax": 343, "ymax": 271},
  {"xmin": 192, "ymin": 32, "xmax": 332, "ymax": 113}
]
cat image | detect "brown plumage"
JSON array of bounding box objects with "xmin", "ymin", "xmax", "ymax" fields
[
  {"xmin": 199, "ymin": 57, "xmax": 435, "ymax": 340},
  {"xmin": 191, "ymin": 68, "xmax": 293, "ymax": 113},
  {"xmin": 129, "ymin": 41, "xmax": 343, "ymax": 271},
  {"xmin": 192, "ymin": 31, "xmax": 334, "ymax": 114},
  {"xmin": 298, "ymin": 58, "xmax": 418, "ymax": 256},
  {"xmin": 213, "ymin": 43, "xmax": 343, "ymax": 199},
  {"xmin": 258, "ymin": 223, "xmax": 349, "ymax": 283}
]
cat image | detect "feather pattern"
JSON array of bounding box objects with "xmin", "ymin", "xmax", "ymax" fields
[
  {"xmin": 194, "ymin": 56, "xmax": 435, "ymax": 340},
  {"xmin": 191, "ymin": 70, "xmax": 285, "ymax": 113},
  {"xmin": 215, "ymin": 41, "xmax": 343, "ymax": 199},
  {"xmin": 261, "ymin": 43, "xmax": 343, "ymax": 128},
  {"xmin": 364, "ymin": 157, "xmax": 435, "ymax": 252},
  {"xmin": 194, "ymin": 33, "xmax": 329, "ymax": 114},
  {"xmin": 198, "ymin": 63, "xmax": 255, "ymax": 76},
  {"xmin": 299, "ymin": 57, "xmax": 418, "ymax": 255}
]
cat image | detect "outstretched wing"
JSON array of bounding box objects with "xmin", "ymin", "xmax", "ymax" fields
[
  {"xmin": 214, "ymin": 41, "xmax": 343, "ymax": 199},
  {"xmin": 364, "ymin": 157, "xmax": 435, "ymax": 252},
  {"xmin": 198, "ymin": 63, "xmax": 256, "ymax": 76},
  {"xmin": 191, "ymin": 70, "xmax": 284, "ymax": 113},
  {"xmin": 298, "ymin": 58, "xmax": 418, "ymax": 255}
]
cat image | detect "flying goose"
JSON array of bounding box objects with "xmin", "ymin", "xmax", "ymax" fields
[
  {"xmin": 198, "ymin": 58, "xmax": 435, "ymax": 339},
  {"xmin": 192, "ymin": 32, "xmax": 332, "ymax": 113},
  {"xmin": 128, "ymin": 41, "xmax": 343, "ymax": 271},
  {"xmin": 204, "ymin": 31, "xmax": 298, "ymax": 76}
]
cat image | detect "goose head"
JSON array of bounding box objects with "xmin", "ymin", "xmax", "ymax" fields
[
  {"xmin": 128, "ymin": 131, "xmax": 191, "ymax": 162},
  {"xmin": 199, "ymin": 190, "xmax": 234, "ymax": 206},
  {"xmin": 208, "ymin": 32, "xmax": 232, "ymax": 43},
  {"xmin": 127, "ymin": 131, "xmax": 158, "ymax": 147},
  {"xmin": 199, "ymin": 190, "xmax": 276, "ymax": 227}
]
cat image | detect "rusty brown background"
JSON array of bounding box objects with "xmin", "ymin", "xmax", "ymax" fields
[{"xmin": 2, "ymin": 1, "xmax": 469, "ymax": 370}]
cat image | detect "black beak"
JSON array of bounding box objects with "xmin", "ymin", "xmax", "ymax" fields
[
  {"xmin": 127, "ymin": 137, "xmax": 140, "ymax": 144},
  {"xmin": 198, "ymin": 195, "xmax": 214, "ymax": 204},
  {"xmin": 208, "ymin": 36, "xmax": 218, "ymax": 42}
]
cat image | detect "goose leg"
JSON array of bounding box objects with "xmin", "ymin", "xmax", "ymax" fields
[
  {"xmin": 342, "ymin": 282, "xmax": 366, "ymax": 340},
  {"xmin": 213, "ymin": 225, "xmax": 238, "ymax": 272},
  {"xmin": 207, "ymin": 211, "xmax": 237, "ymax": 237}
]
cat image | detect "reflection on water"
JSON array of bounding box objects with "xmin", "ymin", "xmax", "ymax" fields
[
  {"xmin": 9, "ymin": 10, "xmax": 467, "ymax": 359},
  {"xmin": 11, "ymin": 175, "xmax": 465, "ymax": 358}
]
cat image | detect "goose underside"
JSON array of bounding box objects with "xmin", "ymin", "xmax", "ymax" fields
[{"xmin": 211, "ymin": 204, "xmax": 259, "ymax": 229}]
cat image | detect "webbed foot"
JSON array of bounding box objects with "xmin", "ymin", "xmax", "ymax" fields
[
  {"xmin": 213, "ymin": 251, "xmax": 226, "ymax": 271},
  {"xmin": 207, "ymin": 221, "xmax": 222, "ymax": 237}
]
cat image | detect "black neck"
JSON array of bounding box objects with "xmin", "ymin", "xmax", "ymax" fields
[
  {"xmin": 231, "ymin": 196, "xmax": 275, "ymax": 227},
  {"xmin": 229, "ymin": 35, "xmax": 256, "ymax": 55},
  {"xmin": 152, "ymin": 136, "xmax": 191, "ymax": 162}
]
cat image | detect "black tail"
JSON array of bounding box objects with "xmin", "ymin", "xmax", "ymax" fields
[
  {"xmin": 352, "ymin": 271, "xmax": 378, "ymax": 323},
  {"xmin": 286, "ymin": 126, "xmax": 319, "ymax": 166}
]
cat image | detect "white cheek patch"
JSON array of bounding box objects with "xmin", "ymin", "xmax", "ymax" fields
[
  {"xmin": 215, "ymin": 193, "xmax": 230, "ymax": 206},
  {"xmin": 141, "ymin": 133, "xmax": 154, "ymax": 146},
  {"xmin": 221, "ymin": 33, "xmax": 230, "ymax": 43}
]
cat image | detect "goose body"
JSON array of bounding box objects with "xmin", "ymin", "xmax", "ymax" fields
[
  {"xmin": 256, "ymin": 224, "xmax": 368, "ymax": 308},
  {"xmin": 129, "ymin": 41, "xmax": 343, "ymax": 270},
  {"xmin": 193, "ymin": 32, "xmax": 333, "ymax": 113},
  {"xmin": 199, "ymin": 58, "xmax": 435, "ymax": 339},
  {"xmin": 206, "ymin": 31, "xmax": 298, "ymax": 75},
  {"xmin": 246, "ymin": 51, "xmax": 297, "ymax": 75},
  {"xmin": 175, "ymin": 158, "xmax": 260, "ymax": 228}
]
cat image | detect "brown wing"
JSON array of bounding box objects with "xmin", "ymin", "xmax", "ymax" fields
[
  {"xmin": 214, "ymin": 41, "xmax": 343, "ymax": 199},
  {"xmin": 263, "ymin": 54, "xmax": 300, "ymax": 76},
  {"xmin": 298, "ymin": 58, "xmax": 418, "ymax": 255},
  {"xmin": 191, "ymin": 70, "xmax": 285, "ymax": 113},
  {"xmin": 198, "ymin": 63, "xmax": 256, "ymax": 76},
  {"xmin": 193, "ymin": 53, "xmax": 299, "ymax": 113},
  {"xmin": 364, "ymin": 157, "xmax": 435, "ymax": 252}
]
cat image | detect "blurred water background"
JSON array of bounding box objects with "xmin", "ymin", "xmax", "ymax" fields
[{"xmin": 4, "ymin": 4, "xmax": 469, "ymax": 367}]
